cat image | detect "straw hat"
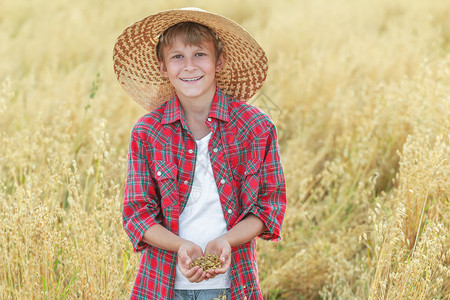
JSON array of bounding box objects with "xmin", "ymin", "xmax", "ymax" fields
[{"xmin": 113, "ymin": 8, "xmax": 268, "ymax": 111}]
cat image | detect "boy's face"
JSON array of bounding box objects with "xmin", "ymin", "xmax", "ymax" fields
[{"xmin": 159, "ymin": 36, "xmax": 225, "ymax": 102}]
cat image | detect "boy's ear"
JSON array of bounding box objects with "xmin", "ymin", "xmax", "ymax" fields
[
  {"xmin": 159, "ymin": 60, "xmax": 168, "ymax": 78},
  {"xmin": 215, "ymin": 52, "xmax": 226, "ymax": 72}
]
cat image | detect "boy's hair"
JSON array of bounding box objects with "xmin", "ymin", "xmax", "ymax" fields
[{"xmin": 156, "ymin": 22, "xmax": 224, "ymax": 62}]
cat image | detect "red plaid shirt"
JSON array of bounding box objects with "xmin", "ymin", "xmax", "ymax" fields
[{"xmin": 123, "ymin": 88, "xmax": 286, "ymax": 299}]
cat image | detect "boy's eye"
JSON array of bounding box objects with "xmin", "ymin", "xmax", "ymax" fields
[
  {"xmin": 172, "ymin": 54, "xmax": 183, "ymax": 59},
  {"xmin": 195, "ymin": 53, "xmax": 206, "ymax": 57}
]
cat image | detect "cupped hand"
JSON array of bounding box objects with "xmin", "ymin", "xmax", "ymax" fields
[
  {"xmin": 204, "ymin": 237, "xmax": 231, "ymax": 278},
  {"xmin": 177, "ymin": 241, "xmax": 207, "ymax": 283}
]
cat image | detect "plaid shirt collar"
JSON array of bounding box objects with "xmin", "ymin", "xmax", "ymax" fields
[{"xmin": 161, "ymin": 87, "xmax": 230, "ymax": 126}]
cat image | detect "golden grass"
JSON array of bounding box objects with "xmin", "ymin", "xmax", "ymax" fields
[{"xmin": 1, "ymin": 0, "xmax": 449, "ymax": 298}]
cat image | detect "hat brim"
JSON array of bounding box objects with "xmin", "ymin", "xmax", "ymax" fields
[{"xmin": 113, "ymin": 8, "xmax": 268, "ymax": 111}]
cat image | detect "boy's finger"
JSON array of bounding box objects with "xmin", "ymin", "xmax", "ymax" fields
[
  {"xmin": 182, "ymin": 265, "xmax": 198, "ymax": 277},
  {"xmin": 195, "ymin": 270, "xmax": 207, "ymax": 283},
  {"xmin": 213, "ymin": 258, "xmax": 231, "ymax": 275},
  {"xmin": 189, "ymin": 268, "xmax": 205, "ymax": 283},
  {"xmin": 220, "ymin": 254, "xmax": 230, "ymax": 266},
  {"xmin": 212, "ymin": 267, "xmax": 225, "ymax": 275},
  {"xmin": 182, "ymin": 266, "xmax": 204, "ymax": 283},
  {"xmin": 205, "ymin": 271, "xmax": 216, "ymax": 279},
  {"xmin": 178, "ymin": 249, "xmax": 189, "ymax": 262},
  {"xmin": 178, "ymin": 260, "xmax": 189, "ymax": 270},
  {"xmin": 220, "ymin": 248, "xmax": 230, "ymax": 261}
]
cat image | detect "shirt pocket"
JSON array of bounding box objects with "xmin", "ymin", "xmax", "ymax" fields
[
  {"xmin": 232, "ymin": 158, "xmax": 262, "ymax": 207},
  {"xmin": 152, "ymin": 160, "xmax": 178, "ymax": 209}
]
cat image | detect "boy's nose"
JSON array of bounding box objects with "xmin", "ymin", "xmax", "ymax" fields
[{"xmin": 183, "ymin": 57, "xmax": 197, "ymax": 72}]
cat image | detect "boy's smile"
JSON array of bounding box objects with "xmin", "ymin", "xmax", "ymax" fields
[
  {"xmin": 159, "ymin": 37, "xmax": 225, "ymax": 102},
  {"xmin": 180, "ymin": 76, "xmax": 203, "ymax": 82}
]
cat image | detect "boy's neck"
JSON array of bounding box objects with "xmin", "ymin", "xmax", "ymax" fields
[
  {"xmin": 178, "ymin": 86, "xmax": 215, "ymax": 123},
  {"xmin": 177, "ymin": 86, "xmax": 216, "ymax": 140}
]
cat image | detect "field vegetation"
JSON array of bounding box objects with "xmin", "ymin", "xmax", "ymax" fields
[{"xmin": 0, "ymin": 0, "xmax": 449, "ymax": 298}]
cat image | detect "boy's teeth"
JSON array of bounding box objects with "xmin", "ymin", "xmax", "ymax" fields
[{"xmin": 182, "ymin": 77, "xmax": 201, "ymax": 82}]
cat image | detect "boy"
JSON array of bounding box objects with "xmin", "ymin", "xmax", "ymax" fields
[{"xmin": 113, "ymin": 8, "xmax": 286, "ymax": 300}]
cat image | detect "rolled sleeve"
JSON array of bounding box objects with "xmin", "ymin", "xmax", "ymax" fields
[
  {"xmin": 249, "ymin": 124, "xmax": 286, "ymax": 241},
  {"xmin": 123, "ymin": 128, "xmax": 160, "ymax": 252}
]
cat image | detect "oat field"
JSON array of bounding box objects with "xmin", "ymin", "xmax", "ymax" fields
[{"xmin": 1, "ymin": 0, "xmax": 449, "ymax": 299}]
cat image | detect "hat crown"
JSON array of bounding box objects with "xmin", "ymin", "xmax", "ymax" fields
[{"xmin": 180, "ymin": 7, "xmax": 207, "ymax": 12}]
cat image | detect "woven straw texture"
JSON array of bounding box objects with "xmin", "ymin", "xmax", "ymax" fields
[{"xmin": 113, "ymin": 9, "xmax": 268, "ymax": 111}]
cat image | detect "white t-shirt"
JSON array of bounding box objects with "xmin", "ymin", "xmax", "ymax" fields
[{"xmin": 174, "ymin": 132, "xmax": 231, "ymax": 290}]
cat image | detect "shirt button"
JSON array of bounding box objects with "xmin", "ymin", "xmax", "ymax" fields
[
  {"xmin": 207, "ymin": 117, "xmax": 212, "ymax": 122},
  {"xmin": 184, "ymin": 180, "xmax": 188, "ymax": 185},
  {"xmin": 157, "ymin": 171, "xmax": 162, "ymax": 176},
  {"xmin": 188, "ymin": 149, "xmax": 193, "ymax": 154},
  {"xmin": 220, "ymin": 179, "xmax": 226, "ymax": 184},
  {"xmin": 227, "ymin": 209, "xmax": 232, "ymax": 214},
  {"xmin": 213, "ymin": 148, "xmax": 218, "ymax": 153}
]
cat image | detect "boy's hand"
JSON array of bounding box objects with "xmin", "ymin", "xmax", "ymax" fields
[
  {"xmin": 177, "ymin": 241, "xmax": 207, "ymax": 283},
  {"xmin": 204, "ymin": 237, "xmax": 231, "ymax": 278}
]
